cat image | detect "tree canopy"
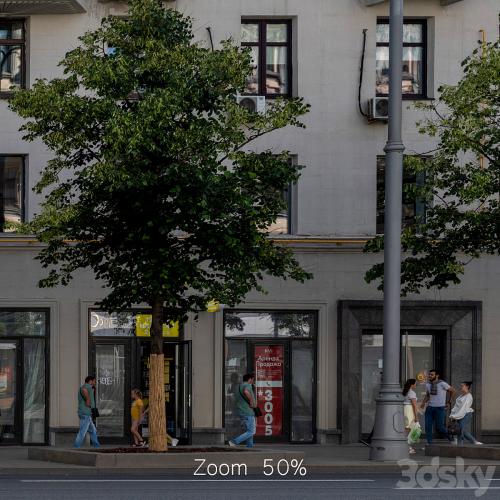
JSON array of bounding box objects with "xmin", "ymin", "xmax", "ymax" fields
[
  {"xmin": 365, "ymin": 41, "xmax": 500, "ymax": 295},
  {"xmin": 10, "ymin": 0, "xmax": 312, "ymax": 323}
]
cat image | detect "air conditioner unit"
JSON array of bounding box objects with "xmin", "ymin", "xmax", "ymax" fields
[
  {"xmin": 368, "ymin": 97, "xmax": 389, "ymax": 121},
  {"xmin": 236, "ymin": 95, "xmax": 266, "ymax": 114}
]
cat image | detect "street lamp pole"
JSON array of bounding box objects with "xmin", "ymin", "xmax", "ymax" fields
[{"xmin": 369, "ymin": 0, "xmax": 408, "ymax": 461}]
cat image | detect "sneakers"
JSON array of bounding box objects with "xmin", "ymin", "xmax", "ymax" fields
[
  {"xmin": 474, "ymin": 441, "xmax": 483, "ymax": 445},
  {"xmin": 228, "ymin": 440, "xmax": 236, "ymax": 447},
  {"xmin": 409, "ymin": 447, "xmax": 416, "ymax": 454},
  {"xmin": 171, "ymin": 438, "xmax": 179, "ymax": 447}
]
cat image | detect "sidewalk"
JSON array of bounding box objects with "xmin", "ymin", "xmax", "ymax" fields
[{"xmin": 1, "ymin": 444, "xmax": 500, "ymax": 475}]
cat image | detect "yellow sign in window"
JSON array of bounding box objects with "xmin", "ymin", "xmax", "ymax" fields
[{"xmin": 135, "ymin": 314, "xmax": 179, "ymax": 337}]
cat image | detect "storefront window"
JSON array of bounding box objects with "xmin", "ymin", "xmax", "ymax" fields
[
  {"xmin": 361, "ymin": 331, "xmax": 440, "ymax": 434},
  {"xmin": 95, "ymin": 344, "xmax": 126, "ymax": 437},
  {"xmin": 89, "ymin": 311, "xmax": 191, "ymax": 444},
  {"xmin": 0, "ymin": 342, "xmax": 17, "ymax": 441},
  {"xmin": 224, "ymin": 310, "xmax": 317, "ymax": 443},
  {"xmin": 224, "ymin": 339, "xmax": 248, "ymax": 439},
  {"xmin": 90, "ymin": 310, "xmax": 179, "ymax": 338},
  {"xmin": 0, "ymin": 309, "xmax": 48, "ymax": 445},
  {"xmin": 0, "ymin": 311, "xmax": 46, "ymax": 336},
  {"xmin": 90, "ymin": 311, "xmax": 134, "ymax": 337},
  {"xmin": 23, "ymin": 338, "xmax": 46, "ymax": 443},
  {"xmin": 291, "ymin": 341, "xmax": 314, "ymax": 442},
  {"xmin": 225, "ymin": 311, "xmax": 315, "ymax": 338}
]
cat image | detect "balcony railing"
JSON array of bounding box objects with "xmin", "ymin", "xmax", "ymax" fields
[{"xmin": 0, "ymin": 0, "xmax": 86, "ymax": 14}]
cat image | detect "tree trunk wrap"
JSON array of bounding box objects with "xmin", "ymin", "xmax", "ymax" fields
[
  {"xmin": 148, "ymin": 353, "xmax": 168, "ymax": 451},
  {"xmin": 148, "ymin": 299, "xmax": 167, "ymax": 451}
]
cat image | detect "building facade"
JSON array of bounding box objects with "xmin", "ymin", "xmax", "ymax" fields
[{"xmin": 0, "ymin": 0, "xmax": 499, "ymax": 446}]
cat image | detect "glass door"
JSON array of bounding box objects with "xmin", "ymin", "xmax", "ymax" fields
[
  {"xmin": 0, "ymin": 340, "xmax": 20, "ymax": 443},
  {"xmin": 361, "ymin": 330, "xmax": 445, "ymax": 435},
  {"xmin": 92, "ymin": 341, "xmax": 131, "ymax": 442},
  {"xmin": 175, "ymin": 342, "xmax": 191, "ymax": 443},
  {"xmin": 138, "ymin": 341, "xmax": 192, "ymax": 444},
  {"xmin": 249, "ymin": 341, "xmax": 289, "ymax": 442}
]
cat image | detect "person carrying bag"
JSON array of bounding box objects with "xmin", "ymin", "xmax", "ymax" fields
[
  {"xmin": 239, "ymin": 385, "xmax": 262, "ymax": 417},
  {"xmin": 449, "ymin": 381, "xmax": 482, "ymax": 446},
  {"xmin": 228, "ymin": 373, "xmax": 260, "ymax": 448}
]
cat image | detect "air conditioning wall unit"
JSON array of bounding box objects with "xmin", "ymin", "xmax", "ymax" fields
[
  {"xmin": 236, "ymin": 95, "xmax": 266, "ymax": 114},
  {"xmin": 368, "ymin": 97, "xmax": 389, "ymax": 121}
]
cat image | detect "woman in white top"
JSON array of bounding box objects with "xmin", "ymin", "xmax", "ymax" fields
[
  {"xmin": 450, "ymin": 381, "xmax": 482, "ymax": 446},
  {"xmin": 403, "ymin": 378, "xmax": 418, "ymax": 454}
]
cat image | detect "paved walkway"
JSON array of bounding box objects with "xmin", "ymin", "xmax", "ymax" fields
[{"xmin": 1, "ymin": 443, "xmax": 500, "ymax": 474}]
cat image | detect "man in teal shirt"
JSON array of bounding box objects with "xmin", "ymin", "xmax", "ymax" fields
[
  {"xmin": 74, "ymin": 375, "xmax": 100, "ymax": 448},
  {"xmin": 228, "ymin": 373, "xmax": 256, "ymax": 448}
]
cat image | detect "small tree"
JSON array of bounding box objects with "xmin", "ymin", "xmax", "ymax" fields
[
  {"xmin": 10, "ymin": 0, "xmax": 311, "ymax": 451},
  {"xmin": 365, "ymin": 42, "xmax": 499, "ymax": 295}
]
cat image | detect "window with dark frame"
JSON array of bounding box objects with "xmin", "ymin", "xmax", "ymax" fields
[
  {"xmin": 0, "ymin": 19, "xmax": 25, "ymax": 95},
  {"xmin": 267, "ymin": 185, "xmax": 292, "ymax": 235},
  {"xmin": 376, "ymin": 19, "xmax": 427, "ymax": 98},
  {"xmin": 241, "ymin": 20, "xmax": 292, "ymax": 97},
  {"xmin": 0, "ymin": 155, "xmax": 25, "ymax": 232},
  {"xmin": 376, "ymin": 156, "xmax": 426, "ymax": 235}
]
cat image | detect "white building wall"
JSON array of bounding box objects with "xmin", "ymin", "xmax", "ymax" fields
[{"xmin": 1, "ymin": 0, "xmax": 499, "ymax": 441}]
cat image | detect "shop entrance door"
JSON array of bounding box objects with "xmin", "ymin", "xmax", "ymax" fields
[
  {"xmin": 0, "ymin": 341, "xmax": 20, "ymax": 444},
  {"xmin": 248, "ymin": 341, "xmax": 290, "ymax": 442},
  {"xmin": 93, "ymin": 340, "xmax": 131, "ymax": 443},
  {"xmin": 92, "ymin": 339, "xmax": 191, "ymax": 444},
  {"xmin": 361, "ymin": 330, "xmax": 445, "ymax": 435},
  {"xmin": 138, "ymin": 341, "xmax": 191, "ymax": 444}
]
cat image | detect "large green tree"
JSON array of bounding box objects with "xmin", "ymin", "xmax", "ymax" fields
[
  {"xmin": 10, "ymin": 0, "xmax": 311, "ymax": 450},
  {"xmin": 365, "ymin": 42, "xmax": 499, "ymax": 295}
]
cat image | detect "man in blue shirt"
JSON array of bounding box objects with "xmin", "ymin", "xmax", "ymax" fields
[{"xmin": 228, "ymin": 373, "xmax": 256, "ymax": 448}]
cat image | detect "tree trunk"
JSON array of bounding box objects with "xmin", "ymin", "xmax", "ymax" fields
[{"xmin": 148, "ymin": 299, "xmax": 168, "ymax": 452}]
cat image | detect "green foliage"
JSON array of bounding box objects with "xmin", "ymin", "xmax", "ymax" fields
[
  {"xmin": 365, "ymin": 42, "xmax": 499, "ymax": 295},
  {"xmin": 10, "ymin": 0, "xmax": 311, "ymax": 322}
]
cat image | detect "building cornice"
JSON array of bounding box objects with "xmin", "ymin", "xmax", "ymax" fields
[
  {"xmin": 362, "ymin": 0, "xmax": 463, "ymax": 6},
  {"xmin": 0, "ymin": 0, "xmax": 86, "ymax": 14},
  {"xmin": 0, "ymin": 234, "xmax": 372, "ymax": 253}
]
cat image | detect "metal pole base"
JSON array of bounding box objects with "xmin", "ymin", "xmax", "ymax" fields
[{"xmin": 369, "ymin": 383, "xmax": 408, "ymax": 461}]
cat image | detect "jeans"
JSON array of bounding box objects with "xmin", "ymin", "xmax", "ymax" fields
[
  {"xmin": 457, "ymin": 412, "xmax": 476, "ymax": 445},
  {"xmin": 232, "ymin": 415, "xmax": 256, "ymax": 448},
  {"xmin": 74, "ymin": 414, "xmax": 100, "ymax": 448},
  {"xmin": 425, "ymin": 406, "xmax": 451, "ymax": 444}
]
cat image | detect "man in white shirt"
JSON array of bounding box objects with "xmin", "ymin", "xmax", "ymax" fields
[{"xmin": 420, "ymin": 369, "xmax": 456, "ymax": 444}]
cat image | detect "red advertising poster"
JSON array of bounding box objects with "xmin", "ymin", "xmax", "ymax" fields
[{"xmin": 254, "ymin": 345, "xmax": 284, "ymax": 437}]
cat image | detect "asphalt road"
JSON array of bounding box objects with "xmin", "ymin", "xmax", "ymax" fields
[{"xmin": 1, "ymin": 472, "xmax": 500, "ymax": 500}]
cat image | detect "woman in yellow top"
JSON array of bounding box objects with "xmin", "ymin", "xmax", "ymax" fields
[{"xmin": 131, "ymin": 388, "xmax": 146, "ymax": 447}]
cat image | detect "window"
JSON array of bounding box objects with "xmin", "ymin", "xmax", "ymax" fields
[
  {"xmin": 241, "ymin": 20, "xmax": 292, "ymax": 96},
  {"xmin": 267, "ymin": 185, "xmax": 292, "ymax": 235},
  {"xmin": 0, "ymin": 309, "xmax": 49, "ymax": 444},
  {"xmin": 0, "ymin": 19, "xmax": 25, "ymax": 95},
  {"xmin": 0, "ymin": 156, "xmax": 25, "ymax": 232},
  {"xmin": 376, "ymin": 19, "xmax": 427, "ymax": 98},
  {"xmin": 376, "ymin": 156, "xmax": 425, "ymax": 234}
]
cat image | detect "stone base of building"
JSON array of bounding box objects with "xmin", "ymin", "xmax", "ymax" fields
[
  {"xmin": 49, "ymin": 427, "xmax": 80, "ymax": 447},
  {"xmin": 481, "ymin": 430, "xmax": 500, "ymax": 444},
  {"xmin": 316, "ymin": 429, "xmax": 342, "ymax": 445},
  {"xmin": 191, "ymin": 428, "xmax": 225, "ymax": 445}
]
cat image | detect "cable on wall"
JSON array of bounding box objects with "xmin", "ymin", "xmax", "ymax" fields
[
  {"xmin": 206, "ymin": 27, "xmax": 214, "ymax": 51},
  {"xmin": 358, "ymin": 29, "xmax": 369, "ymax": 118}
]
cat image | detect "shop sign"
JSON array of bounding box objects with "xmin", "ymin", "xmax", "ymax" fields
[
  {"xmin": 135, "ymin": 314, "xmax": 179, "ymax": 338},
  {"xmin": 255, "ymin": 345, "xmax": 283, "ymax": 437},
  {"xmin": 90, "ymin": 311, "xmax": 134, "ymax": 337}
]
